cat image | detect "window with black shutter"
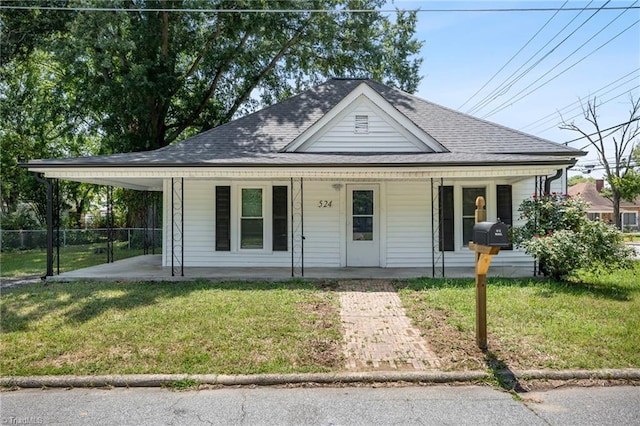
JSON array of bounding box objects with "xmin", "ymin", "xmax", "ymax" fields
[
  {"xmin": 439, "ymin": 186, "xmax": 454, "ymax": 251},
  {"xmin": 272, "ymin": 186, "xmax": 288, "ymax": 251},
  {"xmin": 496, "ymin": 185, "xmax": 513, "ymax": 250},
  {"xmin": 215, "ymin": 186, "xmax": 231, "ymax": 251}
]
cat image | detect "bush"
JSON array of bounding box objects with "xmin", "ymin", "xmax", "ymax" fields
[
  {"xmin": 0, "ymin": 210, "xmax": 40, "ymax": 230},
  {"xmin": 514, "ymin": 193, "xmax": 633, "ymax": 280}
]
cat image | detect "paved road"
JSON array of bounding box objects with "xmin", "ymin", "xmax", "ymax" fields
[{"xmin": 1, "ymin": 385, "xmax": 638, "ymax": 425}]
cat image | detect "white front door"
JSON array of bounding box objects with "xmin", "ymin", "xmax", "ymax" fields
[{"xmin": 346, "ymin": 185, "xmax": 380, "ymax": 267}]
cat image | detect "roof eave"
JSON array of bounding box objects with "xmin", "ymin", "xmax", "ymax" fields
[{"xmin": 24, "ymin": 158, "xmax": 578, "ymax": 169}]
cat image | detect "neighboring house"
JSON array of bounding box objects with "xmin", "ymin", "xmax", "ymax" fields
[
  {"xmin": 26, "ymin": 79, "xmax": 585, "ymax": 276},
  {"xmin": 568, "ymin": 180, "xmax": 640, "ymax": 231}
]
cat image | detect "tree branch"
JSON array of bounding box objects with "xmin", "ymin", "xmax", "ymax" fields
[
  {"xmin": 223, "ymin": 24, "xmax": 308, "ymax": 123},
  {"xmin": 164, "ymin": 31, "xmax": 252, "ymax": 144}
]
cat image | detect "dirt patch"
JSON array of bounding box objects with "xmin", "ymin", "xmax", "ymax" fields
[
  {"xmin": 406, "ymin": 298, "xmax": 487, "ymax": 371},
  {"xmin": 298, "ymin": 294, "xmax": 343, "ymax": 369}
]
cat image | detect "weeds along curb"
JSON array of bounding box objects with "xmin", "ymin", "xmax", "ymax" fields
[{"xmin": 2, "ymin": 369, "xmax": 640, "ymax": 389}]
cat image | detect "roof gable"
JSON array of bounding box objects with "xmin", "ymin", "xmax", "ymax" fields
[{"xmin": 283, "ymin": 82, "xmax": 446, "ymax": 153}]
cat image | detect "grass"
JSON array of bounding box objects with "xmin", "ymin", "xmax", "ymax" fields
[
  {"xmin": 623, "ymin": 233, "xmax": 640, "ymax": 242},
  {"xmin": 0, "ymin": 280, "xmax": 342, "ymax": 376},
  {"xmin": 1, "ymin": 264, "xmax": 638, "ymax": 377},
  {"xmin": 396, "ymin": 262, "xmax": 640, "ymax": 372},
  {"xmin": 0, "ymin": 243, "xmax": 145, "ymax": 277}
]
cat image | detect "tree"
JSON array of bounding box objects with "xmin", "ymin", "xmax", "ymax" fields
[
  {"xmin": 2, "ymin": 1, "xmax": 423, "ymax": 227},
  {"xmin": 0, "ymin": 49, "xmax": 99, "ymax": 223},
  {"xmin": 37, "ymin": 0, "xmax": 423, "ymax": 154},
  {"xmin": 567, "ymin": 175, "xmax": 595, "ymax": 187},
  {"xmin": 560, "ymin": 97, "xmax": 640, "ymax": 229}
]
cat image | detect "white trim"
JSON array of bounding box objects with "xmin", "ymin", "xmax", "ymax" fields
[
  {"xmin": 33, "ymin": 164, "xmax": 573, "ymax": 183},
  {"xmin": 283, "ymin": 82, "xmax": 446, "ymax": 153},
  {"xmin": 346, "ymin": 183, "xmax": 381, "ymax": 267},
  {"xmin": 237, "ymin": 185, "xmax": 268, "ymax": 252}
]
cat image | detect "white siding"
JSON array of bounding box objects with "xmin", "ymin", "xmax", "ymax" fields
[
  {"xmin": 301, "ymin": 101, "xmax": 426, "ymax": 153},
  {"xmin": 385, "ymin": 181, "xmax": 432, "ymax": 267},
  {"xmin": 161, "ymin": 176, "xmax": 550, "ymax": 271},
  {"xmin": 163, "ymin": 180, "xmax": 290, "ymax": 267},
  {"xmin": 302, "ymin": 181, "xmax": 342, "ymax": 267}
]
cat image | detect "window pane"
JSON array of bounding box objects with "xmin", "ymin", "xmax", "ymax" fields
[
  {"xmin": 242, "ymin": 188, "xmax": 262, "ymax": 217},
  {"xmin": 623, "ymin": 213, "xmax": 636, "ymax": 225},
  {"xmin": 463, "ymin": 188, "xmax": 486, "ymax": 216},
  {"xmin": 463, "ymin": 187, "xmax": 486, "ymax": 246},
  {"xmin": 353, "ymin": 190, "xmax": 373, "ymax": 215},
  {"xmin": 353, "ymin": 216, "xmax": 373, "ymax": 241},
  {"xmin": 241, "ymin": 218, "xmax": 263, "ymax": 249}
]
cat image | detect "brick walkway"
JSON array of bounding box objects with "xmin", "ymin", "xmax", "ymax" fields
[{"xmin": 339, "ymin": 281, "xmax": 441, "ymax": 370}]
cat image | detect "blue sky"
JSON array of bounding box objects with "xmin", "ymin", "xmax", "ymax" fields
[{"xmin": 393, "ymin": 0, "xmax": 640, "ymax": 177}]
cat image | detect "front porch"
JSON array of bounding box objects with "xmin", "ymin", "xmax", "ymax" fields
[{"xmin": 46, "ymin": 254, "xmax": 533, "ymax": 282}]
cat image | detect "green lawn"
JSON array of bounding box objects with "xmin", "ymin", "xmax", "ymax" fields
[
  {"xmin": 0, "ymin": 280, "xmax": 342, "ymax": 376},
  {"xmin": 1, "ymin": 264, "xmax": 638, "ymax": 377},
  {"xmin": 0, "ymin": 243, "xmax": 146, "ymax": 277},
  {"xmin": 396, "ymin": 262, "xmax": 640, "ymax": 371}
]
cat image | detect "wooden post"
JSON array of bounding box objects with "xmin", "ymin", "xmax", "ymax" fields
[{"xmin": 469, "ymin": 196, "xmax": 499, "ymax": 350}]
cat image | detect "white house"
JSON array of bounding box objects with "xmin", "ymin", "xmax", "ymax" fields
[{"xmin": 26, "ymin": 79, "xmax": 585, "ymax": 277}]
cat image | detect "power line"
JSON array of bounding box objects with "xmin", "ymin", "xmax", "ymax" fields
[
  {"xmin": 562, "ymin": 117, "xmax": 640, "ymax": 145},
  {"xmin": 534, "ymin": 84, "xmax": 640, "ymax": 134},
  {"xmin": 0, "ymin": 4, "xmax": 639, "ymax": 13},
  {"xmin": 466, "ymin": 1, "xmax": 602, "ymax": 116},
  {"xmin": 457, "ymin": 0, "xmax": 568, "ymax": 110},
  {"xmin": 481, "ymin": 17, "xmax": 640, "ymax": 120},
  {"xmin": 482, "ymin": 2, "xmax": 636, "ymax": 118},
  {"xmin": 521, "ymin": 67, "xmax": 640, "ymax": 130}
]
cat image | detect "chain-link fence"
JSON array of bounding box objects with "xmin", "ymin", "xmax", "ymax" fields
[{"xmin": 0, "ymin": 228, "xmax": 162, "ymax": 252}]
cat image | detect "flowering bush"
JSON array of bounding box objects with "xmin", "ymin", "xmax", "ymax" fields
[
  {"xmin": 518, "ymin": 230, "xmax": 586, "ymax": 279},
  {"xmin": 513, "ymin": 193, "xmax": 587, "ymax": 242},
  {"xmin": 514, "ymin": 192, "xmax": 632, "ymax": 280}
]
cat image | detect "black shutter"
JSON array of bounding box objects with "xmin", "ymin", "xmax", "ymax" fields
[
  {"xmin": 439, "ymin": 186, "xmax": 454, "ymax": 251},
  {"xmin": 496, "ymin": 185, "xmax": 513, "ymax": 250},
  {"xmin": 215, "ymin": 186, "xmax": 231, "ymax": 251},
  {"xmin": 272, "ymin": 186, "xmax": 288, "ymax": 251}
]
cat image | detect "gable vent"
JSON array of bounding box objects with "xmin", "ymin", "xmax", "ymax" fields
[{"xmin": 354, "ymin": 115, "xmax": 369, "ymax": 133}]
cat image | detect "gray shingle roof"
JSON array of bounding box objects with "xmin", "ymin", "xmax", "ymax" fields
[{"xmin": 27, "ymin": 79, "xmax": 584, "ymax": 168}]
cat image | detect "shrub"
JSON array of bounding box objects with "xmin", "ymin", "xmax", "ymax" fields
[{"xmin": 514, "ymin": 193, "xmax": 633, "ymax": 280}]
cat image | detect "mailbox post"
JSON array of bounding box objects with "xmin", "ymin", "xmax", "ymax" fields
[{"xmin": 469, "ymin": 196, "xmax": 509, "ymax": 350}]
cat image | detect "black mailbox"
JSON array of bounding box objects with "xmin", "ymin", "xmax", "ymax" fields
[{"xmin": 472, "ymin": 221, "xmax": 510, "ymax": 247}]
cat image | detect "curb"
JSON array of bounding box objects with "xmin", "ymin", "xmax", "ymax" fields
[{"xmin": 2, "ymin": 369, "xmax": 639, "ymax": 389}]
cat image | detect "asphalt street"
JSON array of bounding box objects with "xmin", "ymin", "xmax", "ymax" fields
[{"xmin": 1, "ymin": 385, "xmax": 638, "ymax": 425}]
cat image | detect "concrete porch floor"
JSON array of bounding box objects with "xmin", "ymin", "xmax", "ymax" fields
[{"xmin": 47, "ymin": 255, "xmax": 534, "ymax": 282}]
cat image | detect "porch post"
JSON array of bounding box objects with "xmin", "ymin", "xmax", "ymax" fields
[
  {"xmin": 171, "ymin": 178, "xmax": 184, "ymax": 277},
  {"xmin": 430, "ymin": 178, "xmax": 445, "ymax": 278},
  {"xmin": 152, "ymin": 192, "xmax": 158, "ymax": 255},
  {"xmin": 106, "ymin": 186, "xmax": 114, "ymax": 263},
  {"xmin": 54, "ymin": 179, "xmax": 61, "ymax": 274},
  {"xmin": 143, "ymin": 191, "xmax": 149, "ymax": 255},
  {"xmin": 291, "ymin": 177, "xmax": 304, "ymax": 277},
  {"xmin": 34, "ymin": 173, "xmax": 54, "ymax": 277},
  {"xmin": 431, "ymin": 178, "xmax": 437, "ymax": 278}
]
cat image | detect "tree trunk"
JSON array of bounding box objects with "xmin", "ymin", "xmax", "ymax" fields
[{"xmin": 613, "ymin": 190, "xmax": 622, "ymax": 230}]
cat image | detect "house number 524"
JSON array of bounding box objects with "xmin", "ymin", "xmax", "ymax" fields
[{"xmin": 318, "ymin": 200, "xmax": 333, "ymax": 208}]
